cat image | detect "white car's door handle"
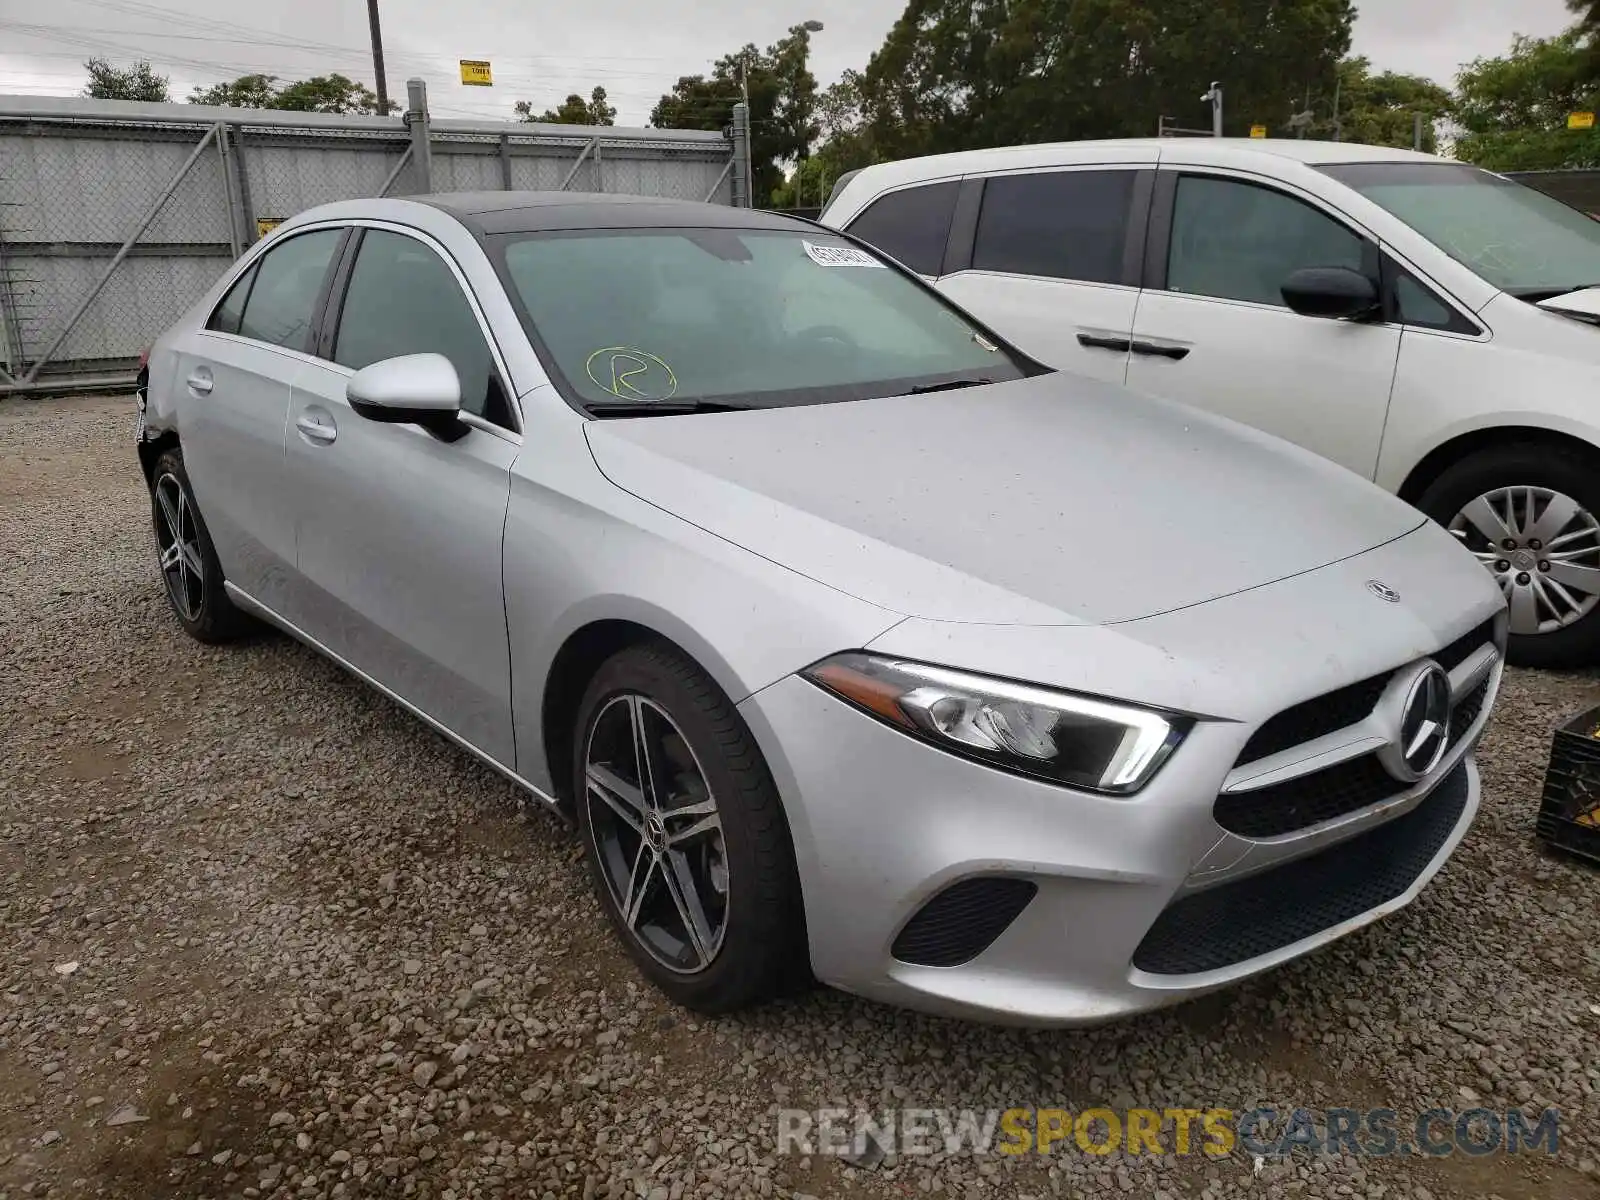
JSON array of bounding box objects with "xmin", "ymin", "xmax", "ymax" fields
[
  {"xmin": 186, "ymin": 369, "xmax": 213, "ymax": 394},
  {"xmin": 295, "ymin": 414, "xmax": 337, "ymax": 444}
]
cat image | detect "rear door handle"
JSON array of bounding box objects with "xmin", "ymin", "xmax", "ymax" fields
[
  {"xmin": 1129, "ymin": 339, "xmax": 1191, "ymax": 361},
  {"xmin": 1076, "ymin": 332, "xmax": 1132, "ymax": 353},
  {"xmin": 295, "ymin": 414, "xmax": 337, "ymax": 444},
  {"xmin": 186, "ymin": 368, "xmax": 213, "ymax": 394}
]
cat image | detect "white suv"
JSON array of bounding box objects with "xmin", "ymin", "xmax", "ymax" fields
[{"xmin": 821, "ymin": 139, "xmax": 1600, "ymax": 665}]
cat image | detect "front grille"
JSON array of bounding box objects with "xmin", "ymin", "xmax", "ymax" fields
[
  {"xmin": 1449, "ymin": 676, "xmax": 1491, "ymax": 743},
  {"xmin": 891, "ymin": 877, "xmax": 1037, "ymax": 967},
  {"xmin": 1434, "ymin": 618, "xmax": 1496, "ymax": 674},
  {"xmin": 1215, "ymin": 754, "xmax": 1398, "ymax": 838},
  {"xmin": 1236, "ymin": 673, "xmax": 1390, "ymax": 766},
  {"xmin": 1134, "ymin": 764, "xmax": 1469, "ymax": 975}
]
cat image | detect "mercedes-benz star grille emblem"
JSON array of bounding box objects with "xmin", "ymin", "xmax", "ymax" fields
[
  {"xmin": 1366, "ymin": 579, "xmax": 1401, "ymax": 603},
  {"xmin": 1379, "ymin": 662, "xmax": 1453, "ymax": 783}
]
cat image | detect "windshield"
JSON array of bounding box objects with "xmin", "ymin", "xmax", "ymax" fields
[
  {"xmin": 493, "ymin": 227, "xmax": 1027, "ymax": 412},
  {"xmin": 1321, "ymin": 161, "xmax": 1600, "ymax": 298}
]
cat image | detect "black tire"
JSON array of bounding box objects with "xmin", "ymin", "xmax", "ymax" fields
[
  {"xmin": 148, "ymin": 446, "xmax": 253, "ymax": 644},
  {"xmin": 1416, "ymin": 441, "xmax": 1600, "ymax": 668},
  {"xmin": 572, "ymin": 640, "xmax": 808, "ymax": 1013}
]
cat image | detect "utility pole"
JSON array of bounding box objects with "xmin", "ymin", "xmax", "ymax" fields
[
  {"xmin": 366, "ymin": 0, "xmax": 390, "ymax": 114},
  {"xmin": 1202, "ymin": 82, "xmax": 1223, "ymax": 137},
  {"xmin": 1331, "ymin": 73, "xmax": 1342, "ymax": 142}
]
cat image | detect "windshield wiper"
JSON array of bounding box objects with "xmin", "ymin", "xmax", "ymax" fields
[
  {"xmin": 903, "ymin": 378, "xmax": 993, "ymax": 395},
  {"xmin": 583, "ymin": 400, "xmax": 752, "ymax": 418},
  {"xmin": 1512, "ymin": 283, "xmax": 1600, "ymax": 302}
]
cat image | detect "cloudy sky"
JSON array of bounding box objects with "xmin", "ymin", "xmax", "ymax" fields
[{"xmin": 0, "ymin": 0, "xmax": 1578, "ymax": 126}]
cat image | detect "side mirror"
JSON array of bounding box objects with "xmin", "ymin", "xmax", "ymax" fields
[
  {"xmin": 1281, "ymin": 266, "xmax": 1380, "ymax": 321},
  {"xmin": 346, "ymin": 353, "xmax": 464, "ymax": 439}
]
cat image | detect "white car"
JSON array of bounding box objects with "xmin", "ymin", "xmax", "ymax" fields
[{"xmin": 821, "ymin": 139, "xmax": 1600, "ymax": 666}]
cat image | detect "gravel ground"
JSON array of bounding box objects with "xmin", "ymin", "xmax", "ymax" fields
[{"xmin": 2, "ymin": 394, "xmax": 1598, "ymax": 1200}]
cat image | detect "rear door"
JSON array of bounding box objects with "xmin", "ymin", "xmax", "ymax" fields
[
  {"xmin": 932, "ymin": 162, "xmax": 1155, "ymax": 386},
  {"xmin": 282, "ymin": 224, "xmax": 520, "ymax": 764},
  {"xmin": 175, "ymin": 227, "xmax": 346, "ymax": 613},
  {"xmin": 1126, "ymin": 169, "xmax": 1401, "ymax": 478}
]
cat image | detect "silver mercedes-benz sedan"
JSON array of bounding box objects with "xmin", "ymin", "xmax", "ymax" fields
[{"xmin": 136, "ymin": 192, "xmax": 1505, "ymax": 1025}]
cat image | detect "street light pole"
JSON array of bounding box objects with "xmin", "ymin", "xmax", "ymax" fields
[{"xmin": 366, "ymin": 0, "xmax": 390, "ymax": 114}]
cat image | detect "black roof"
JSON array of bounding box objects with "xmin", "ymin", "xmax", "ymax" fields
[{"xmin": 415, "ymin": 191, "xmax": 807, "ymax": 237}]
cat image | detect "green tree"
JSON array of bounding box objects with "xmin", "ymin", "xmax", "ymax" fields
[
  {"xmin": 852, "ymin": 0, "xmax": 1355, "ymax": 159},
  {"xmin": 514, "ymin": 86, "xmax": 616, "ymax": 125},
  {"xmin": 187, "ymin": 72, "xmax": 396, "ymax": 114},
  {"xmin": 651, "ymin": 22, "xmax": 823, "ymax": 203},
  {"xmin": 83, "ymin": 58, "xmax": 170, "ymax": 103},
  {"xmin": 270, "ymin": 74, "xmax": 396, "ymax": 115},
  {"xmin": 1453, "ymin": 29, "xmax": 1600, "ymax": 170},
  {"xmin": 1287, "ymin": 56, "xmax": 1450, "ymax": 149},
  {"xmin": 189, "ymin": 74, "xmax": 279, "ymax": 108}
]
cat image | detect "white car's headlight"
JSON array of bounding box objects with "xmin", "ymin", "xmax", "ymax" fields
[{"xmin": 802, "ymin": 653, "xmax": 1189, "ymax": 795}]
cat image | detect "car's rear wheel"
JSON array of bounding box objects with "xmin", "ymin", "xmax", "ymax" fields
[
  {"xmin": 1418, "ymin": 443, "xmax": 1600, "ymax": 667},
  {"xmin": 149, "ymin": 447, "xmax": 252, "ymax": 643},
  {"xmin": 572, "ymin": 641, "xmax": 807, "ymax": 1012}
]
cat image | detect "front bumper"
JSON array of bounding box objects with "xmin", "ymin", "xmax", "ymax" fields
[{"xmin": 740, "ymin": 672, "xmax": 1484, "ymax": 1026}]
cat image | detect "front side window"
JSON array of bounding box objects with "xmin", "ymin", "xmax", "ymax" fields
[
  {"xmin": 1167, "ymin": 175, "xmax": 1366, "ymax": 308},
  {"xmin": 236, "ymin": 229, "xmax": 342, "ymax": 353},
  {"xmin": 495, "ymin": 227, "xmax": 1029, "ymax": 412},
  {"xmin": 845, "ymin": 182, "xmax": 959, "ymax": 276},
  {"xmin": 1322, "ymin": 160, "xmax": 1600, "ymax": 300},
  {"xmin": 972, "ymin": 170, "xmax": 1134, "ymax": 284},
  {"xmin": 333, "ymin": 230, "xmax": 505, "ymax": 424}
]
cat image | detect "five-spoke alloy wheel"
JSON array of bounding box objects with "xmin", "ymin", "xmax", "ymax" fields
[
  {"xmin": 146, "ymin": 446, "xmax": 251, "ymax": 643},
  {"xmin": 573, "ymin": 642, "xmax": 806, "ymax": 1012}
]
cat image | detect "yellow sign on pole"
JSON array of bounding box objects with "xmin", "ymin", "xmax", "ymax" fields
[
  {"xmin": 256, "ymin": 216, "xmax": 283, "ymax": 239},
  {"xmin": 1249, "ymin": 124, "xmax": 1268, "ymax": 139},
  {"xmin": 460, "ymin": 60, "xmax": 493, "ymax": 87},
  {"xmin": 1569, "ymin": 111, "xmax": 1596, "ymax": 129}
]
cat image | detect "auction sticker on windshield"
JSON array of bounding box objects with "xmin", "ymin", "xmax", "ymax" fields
[{"xmin": 803, "ymin": 241, "xmax": 885, "ymax": 269}]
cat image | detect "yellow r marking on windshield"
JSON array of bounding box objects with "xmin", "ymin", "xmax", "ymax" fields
[{"xmin": 611, "ymin": 354, "xmax": 651, "ymax": 398}]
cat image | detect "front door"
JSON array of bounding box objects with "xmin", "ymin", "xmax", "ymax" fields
[
  {"xmin": 1127, "ymin": 171, "xmax": 1401, "ymax": 479},
  {"xmin": 282, "ymin": 226, "xmax": 520, "ymax": 764}
]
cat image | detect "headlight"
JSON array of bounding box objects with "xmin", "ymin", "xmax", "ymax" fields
[{"xmin": 802, "ymin": 652, "xmax": 1189, "ymax": 795}]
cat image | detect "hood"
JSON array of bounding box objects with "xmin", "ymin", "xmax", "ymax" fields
[
  {"xmin": 1536, "ymin": 286, "xmax": 1600, "ymax": 324},
  {"xmin": 584, "ymin": 375, "xmax": 1425, "ymax": 626}
]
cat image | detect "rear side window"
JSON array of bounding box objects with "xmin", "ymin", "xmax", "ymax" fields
[
  {"xmin": 845, "ymin": 182, "xmax": 959, "ymax": 276},
  {"xmin": 207, "ymin": 264, "xmax": 256, "ymax": 335},
  {"xmin": 972, "ymin": 170, "xmax": 1134, "ymax": 284},
  {"xmin": 236, "ymin": 229, "xmax": 343, "ymax": 353}
]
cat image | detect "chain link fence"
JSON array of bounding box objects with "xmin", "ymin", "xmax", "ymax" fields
[{"xmin": 0, "ymin": 92, "xmax": 737, "ymax": 394}]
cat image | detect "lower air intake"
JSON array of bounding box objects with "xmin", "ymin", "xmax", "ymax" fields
[{"xmin": 891, "ymin": 877, "xmax": 1038, "ymax": 967}]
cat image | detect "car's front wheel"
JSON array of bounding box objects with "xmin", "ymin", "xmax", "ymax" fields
[
  {"xmin": 149, "ymin": 447, "xmax": 252, "ymax": 643},
  {"xmin": 572, "ymin": 641, "xmax": 807, "ymax": 1012},
  {"xmin": 1418, "ymin": 442, "xmax": 1600, "ymax": 667}
]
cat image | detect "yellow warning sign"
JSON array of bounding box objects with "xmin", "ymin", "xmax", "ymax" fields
[
  {"xmin": 1249, "ymin": 124, "xmax": 1268, "ymax": 139},
  {"xmin": 460, "ymin": 60, "xmax": 493, "ymax": 87},
  {"xmin": 1568, "ymin": 111, "xmax": 1595, "ymax": 129},
  {"xmin": 256, "ymin": 216, "xmax": 284, "ymax": 238}
]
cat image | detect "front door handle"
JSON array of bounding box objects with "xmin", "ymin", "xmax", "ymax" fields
[
  {"xmin": 295, "ymin": 414, "xmax": 337, "ymax": 444},
  {"xmin": 1129, "ymin": 339, "xmax": 1191, "ymax": 361},
  {"xmin": 1076, "ymin": 332, "xmax": 1132, "ymax": 353},
  {"xmin": 186, "ymin": 368, "xmax": 213, "ymax": 394}
]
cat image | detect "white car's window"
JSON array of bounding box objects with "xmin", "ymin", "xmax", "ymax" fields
[
  {"xmin": 1322, "ymin": 161, "xmax": 1600, "ymax": 301},
  {"xmin": 1166, "ymin": 175, "xmax": 1365, "ymax": 308},
  {"xmin": 332, "ymin": 230, "xmax": 509, "ymax": 426},
  {"xmin": 235, "ymin": 229, "xmax": 343, "ymax": 354},
  {"xmin": 495, "ymin": 227, "xmax": 1029, "ymax": 413},
  {"xmin": 845, "ymin": 182, "xmax": 958, "ymax": 276},
  {"xmin": 972, "ymin": 170, "xmax": 1134, "ymax": 285},
  {"xmin": 206, "ymin": 263, "xmax": 256, "ymax": 336}
]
